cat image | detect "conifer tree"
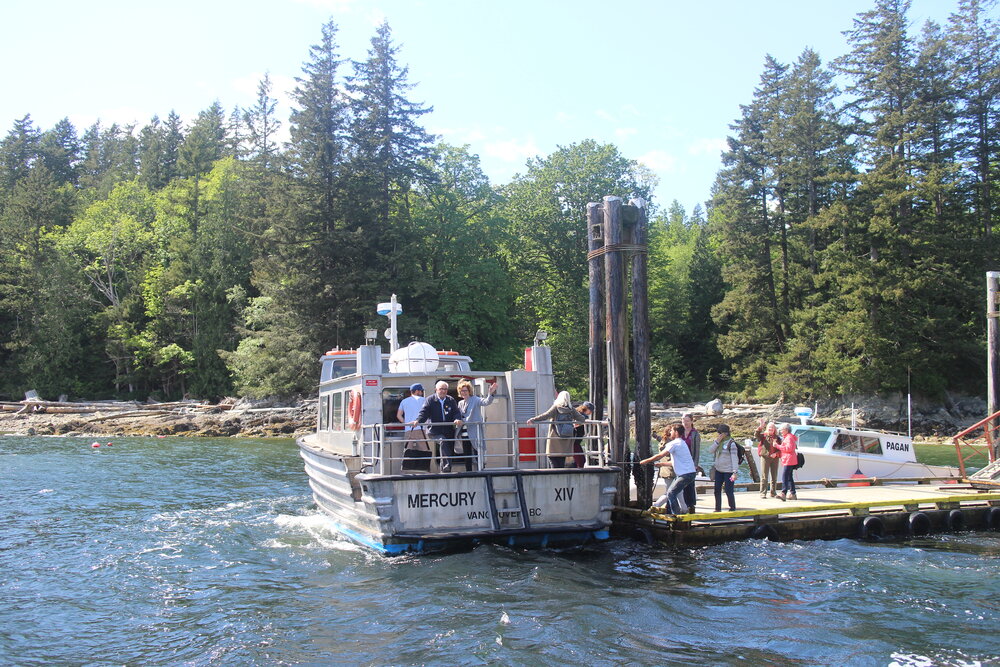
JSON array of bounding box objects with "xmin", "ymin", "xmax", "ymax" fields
[{"xmin": 948, "ymin": 0, "xmax": 1000, "ymax": 237}]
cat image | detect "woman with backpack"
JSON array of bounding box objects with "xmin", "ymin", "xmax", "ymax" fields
[
  {"xmin": 774, "ymin": 423, "xmax": 799, "ymax": 501},
  {"xmin": 527, "ymin": 391, "xmax": 586, "ymax": 468},
  {"xmin": 709, "ymin": 423, "xmax": 739, "ymax": 512}
]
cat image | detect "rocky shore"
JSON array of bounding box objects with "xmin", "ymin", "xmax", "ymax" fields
[{"xmin": 0, "ymin": 394, "xmax": 988, "ymax": 443}]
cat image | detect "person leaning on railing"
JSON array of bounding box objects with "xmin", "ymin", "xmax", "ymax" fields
[
  {"xmin": 572, "ymin": 401, "xmax": 595, "ymax": 468},
  {"xmin": 526, "ymin": 391, "xmax": 586, "ymax": 468}
]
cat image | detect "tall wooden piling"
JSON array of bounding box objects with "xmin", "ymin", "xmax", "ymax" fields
[
  {"xmin": 603, "ymin": 196, "xmax": 629, "ymax": 501},
  {"xmin": 629, "ymin": 199, "xmax": 653, "ymax": 508},
  {"xmin": 587, "ymin": 203, "xmax": 606, "ymax": 419},
  {"xmin": 988, "ymin": 271, "xmax": 1000, "ymax": 457},
  {"xmin": 585, "ymin": 195, "xmax": 651, "ymax": 506}
]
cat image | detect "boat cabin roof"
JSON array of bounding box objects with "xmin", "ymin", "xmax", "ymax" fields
[
  {"xmin": 320, "ymin": 349, "xmax": 473, "ymax": 383},
  {"xmin": 790, "ymin": 423, "xmax": 916, "ymax": 461}
]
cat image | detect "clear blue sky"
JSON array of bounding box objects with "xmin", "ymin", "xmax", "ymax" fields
[{"xmin": 3, "ymin": 0, "xmax": 959, "ymax": 214}]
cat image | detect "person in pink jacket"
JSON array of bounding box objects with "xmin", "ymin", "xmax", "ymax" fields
[{"xmin": 774, "ymin": 423, "xmax": 798, "ymax": 500}]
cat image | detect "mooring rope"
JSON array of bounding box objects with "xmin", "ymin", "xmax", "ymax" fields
[{"xmin": 587, "ymin": 243, "xmax": 648, "ymax": 261}]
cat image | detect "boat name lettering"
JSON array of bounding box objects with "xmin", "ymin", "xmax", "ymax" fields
[
  {"xmin": 466, "ymin": 508, "xmax": 544, "ymax": 519},
  {"xmin": 407, "ymin": 491, "xmax": 477, "ymax": 509},
  {"xmin": 885, "ymin": 441, "xmax": 909, "ymax": 452},
  {"xmin": 554, "ymin": 486, "xmax": 575, "ymax": 501}
]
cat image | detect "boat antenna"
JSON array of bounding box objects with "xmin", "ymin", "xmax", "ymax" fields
[{"xmin": 377, "ymin": 294, "xmax": 402, "ymax": 353}]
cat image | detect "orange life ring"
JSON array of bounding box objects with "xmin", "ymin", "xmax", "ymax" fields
[{"xmin": 347, "ymin": 390, "xmax": 362, "ymax": 430}]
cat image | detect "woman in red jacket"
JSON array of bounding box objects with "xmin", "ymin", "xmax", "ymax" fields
[{"xmin": 774, "ymin": 423, "xmax": 798, "ymax": 501}]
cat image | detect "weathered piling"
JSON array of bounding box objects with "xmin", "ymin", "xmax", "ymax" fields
[
  {"xmin": 587, "ymin": 196, "xmax": 651, "ymax": 505},
  {"xmin": 988, "ymin": 271, "xmax": 1000, "ymax": 458},
  {"xmin": 603, "ymin": 197, "xmax": 629, "ymax": 501},
  {"xmin": 627, "ymin": 200, "xmax": 653, "ymax": 508},
  {"xmin": 587, "ymin": 203, "xmax": 606, "ymax": 420}
]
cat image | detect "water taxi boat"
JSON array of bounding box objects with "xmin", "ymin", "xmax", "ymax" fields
[
  {"xmin": 748, "ymin": 409, "xmax": 959, "ymax": 482},
  {"xmin": 296, "ymin": 296, "xmax": 619, "ymax": 554}
]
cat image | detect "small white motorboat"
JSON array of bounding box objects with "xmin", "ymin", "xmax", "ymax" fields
[{"xmin": 748, "ymin": 408, "xmax": 959, "ymax": 482}]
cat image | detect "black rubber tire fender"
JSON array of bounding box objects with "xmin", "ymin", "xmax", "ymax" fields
[
  {"xmin": 858, "ymin": 515, "xmax": 885, "ymax": 541},
  {"xmin": 750, "ymin": 524, "xmax": 779, "ymax": 541},
  {"xmin": 908, "ymin": 511, "xmax": 931, "ymax": 537}
]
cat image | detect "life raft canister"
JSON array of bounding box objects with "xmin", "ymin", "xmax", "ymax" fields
[{"xmin": 347, "ymin": 389, "xmax": 362, "ymax": 430}]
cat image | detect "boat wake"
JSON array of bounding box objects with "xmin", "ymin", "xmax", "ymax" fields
[{"xmin": 271, "ymin": 511, "xmax": 364, "ymax": 552}]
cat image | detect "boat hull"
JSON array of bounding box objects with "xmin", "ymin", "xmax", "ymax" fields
[
  {"xmin": 299, "ymin": 436, "xmax": 618, "ymax": 554},
  {"xmin": 750, "ymin": 448, "xmax": 958, "ymax": 482}
]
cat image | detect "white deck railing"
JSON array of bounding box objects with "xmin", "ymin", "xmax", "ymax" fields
[{"xmin": 362, "ymin": 419, "xmax": 612, "ymax": 475}]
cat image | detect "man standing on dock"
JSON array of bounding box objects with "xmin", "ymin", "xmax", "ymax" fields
[{"xmin": 413, "ymin": 381, "xmax": 464, "ymax": 473}]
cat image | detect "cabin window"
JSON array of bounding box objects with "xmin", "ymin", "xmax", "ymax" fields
[
  {"xmin": 382, "ymin": 388, "xmax": 407, "ymax": 433},
  {"xmin": 319, "ymin": 394, "xmax": 330, "ymax": 430},
  {"xmin": 331, "ymin": 360, "xmax": 357, "ymax": 378},
  {"xmin": 832, "ymin": 434, "xmax": 862, "ymax": 452},
  {"xmin": 861, "ymin": 436, "xmax": 882, "ymax": 455},
  {"xmin": 320, "ymin": 359, "xmax": 358, "ymax": 382},
  {"xmin": 332, "ymin": 392, "xmax": 344, "ymax": 430},
  {"xmin": 793, "ymin": 429, "xmax": 829, "ymax": 449}
]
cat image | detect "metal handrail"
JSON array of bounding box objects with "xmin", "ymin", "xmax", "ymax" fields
[
  {"xmin": 951, "ymin": 409, "xmax": 1000, "ymax": 476},
  {"xmin": 361, "ymin": 419, "xmax": 611, "ymax": 473}
]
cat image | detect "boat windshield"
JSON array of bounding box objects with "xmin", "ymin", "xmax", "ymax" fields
[{"xmin": 791, "ymin": 427, "xmax": 830, "ymax": 449}]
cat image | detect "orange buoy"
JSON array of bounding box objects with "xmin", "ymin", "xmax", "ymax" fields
[
  {"xmin": 91, "ymin": 442, "xmax": 101, "ymax": 448},
  {"xmin": 847, "ymin": 468, "xmax": 869, "ymax": 487}
]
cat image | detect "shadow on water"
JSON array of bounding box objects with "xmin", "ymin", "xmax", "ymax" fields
[{"xmin": 2, "ymin": 435, "xmax": 1000, "ymax": 665}]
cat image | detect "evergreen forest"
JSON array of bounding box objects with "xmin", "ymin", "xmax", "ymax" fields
[{"xmin": 1, "ymin": 0, "xmax": 998, "ymax": 404}]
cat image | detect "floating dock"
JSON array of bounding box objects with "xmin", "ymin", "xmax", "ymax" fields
[{"xmin": 613, "ymin": 480, "xmax": 1000, "ymax": 546}]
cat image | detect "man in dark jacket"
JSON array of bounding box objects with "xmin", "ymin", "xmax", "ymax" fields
[{"xmin": 412, "ymin": 381, "xmax": 464, "ymax": 472}]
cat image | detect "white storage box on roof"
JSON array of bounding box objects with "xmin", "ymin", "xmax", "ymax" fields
[{"xmin": 389, "ymin": 341, "xmax": 439, "ymax": 373}]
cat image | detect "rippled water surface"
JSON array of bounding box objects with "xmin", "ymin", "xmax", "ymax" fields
[{"xmin": 2, "ymin": 435, "xmax": 999, "ymax": 666}]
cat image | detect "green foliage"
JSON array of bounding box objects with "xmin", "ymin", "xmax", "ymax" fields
[{"xmin": 0, "ymin": 6, "xmax": 996, "ymax": 405}]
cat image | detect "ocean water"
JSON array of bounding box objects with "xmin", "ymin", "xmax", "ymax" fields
[{"xmin": 2, "ymin": 435, "xmax": 998, "ymax": 666}]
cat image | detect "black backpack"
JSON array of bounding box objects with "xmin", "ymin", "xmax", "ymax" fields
[
  {"xmin": 794, "ymin": 452, "xmax": 805, "ymax": 469},
  {"xmin": 732, "ymin": 439, "xmax": 746, "ymax": 465}
]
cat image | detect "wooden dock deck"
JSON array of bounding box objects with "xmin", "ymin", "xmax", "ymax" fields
[{"xmin": 613, "ymin": 482, "xmax": 1000, "ymax": 546}]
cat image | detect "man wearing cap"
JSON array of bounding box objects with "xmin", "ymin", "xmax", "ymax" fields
[
  {"xmin": 708, "ymin": 423, "xmax": 740, "ymax": 512},
  {"xmin": 397, "ymin": 383, "xmax": 430, "ymax": 472}
]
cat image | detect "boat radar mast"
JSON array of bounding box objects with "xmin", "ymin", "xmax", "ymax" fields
[{"xmin": 377, "ymin": 294, "xmax": 402, "ymax": 353}]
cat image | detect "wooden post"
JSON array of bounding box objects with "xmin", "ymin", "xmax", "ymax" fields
[
  {"xmin": 989, "ymin": 272, "xmax": 1000, "ymax": 459},
  {"xmin": 629, "ymin": 199, "xmax": 653, "ymax": 508},
  {"xmin": 603, "ymin": 196, "xmax": 629, "ymax": 502},
  {"xmin": 587, "ymin": 202, "xmax": 606, "ymax": 420}
]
